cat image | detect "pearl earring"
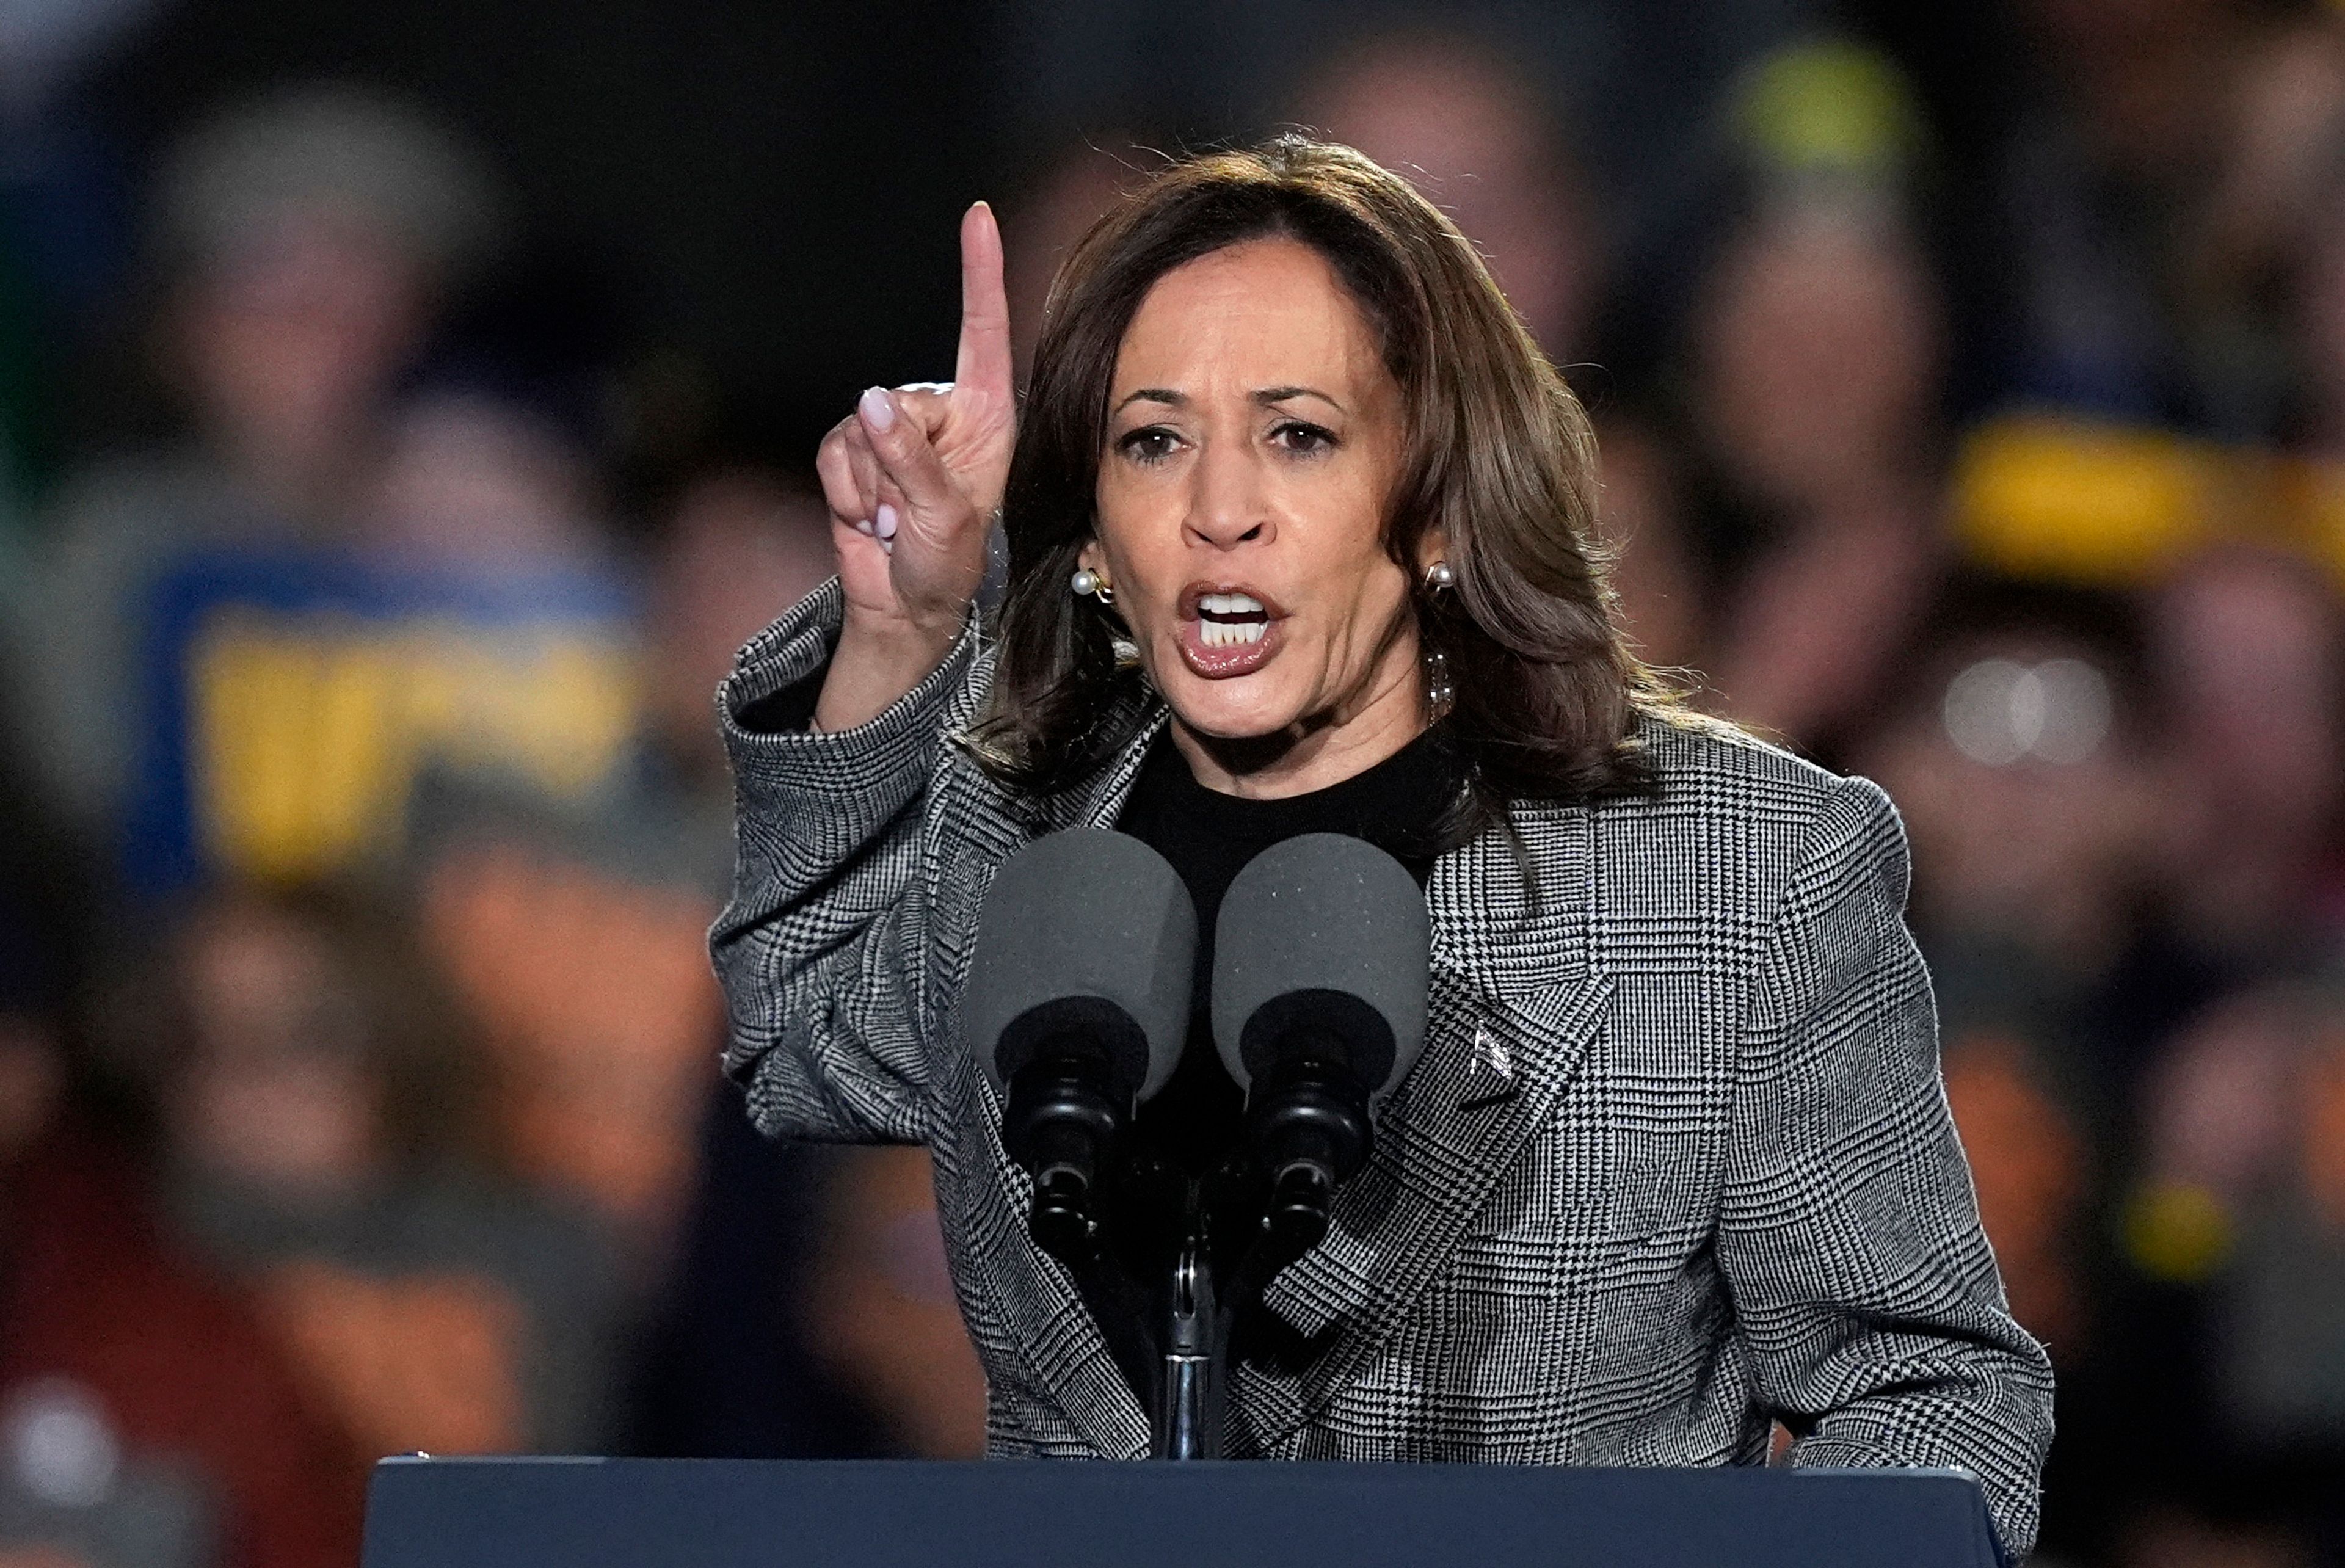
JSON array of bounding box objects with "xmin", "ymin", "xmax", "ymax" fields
[
  {"xmin": 1424, "ymin": 559, "xmax": 1456, "ymax": 592},
  {"xmin": 1071, "ymin": 567, "xmax": 1114, "ymax": 606}
]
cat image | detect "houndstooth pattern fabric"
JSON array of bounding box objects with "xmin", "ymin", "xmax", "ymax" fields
[{"xmin": 712, "ymin": 579, "xmax": 2055, "ymax": 1558}]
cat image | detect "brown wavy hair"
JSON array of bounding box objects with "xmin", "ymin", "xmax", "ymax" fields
[{"xmin": 967, "ymin": 136, "xmax": 1672, "ymax": 836}]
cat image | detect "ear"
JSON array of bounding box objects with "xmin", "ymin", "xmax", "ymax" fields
[
  {"xmin": 1077, "ymin": 537, "xmax": 1105, "ymax": 578},
  {"xmin": 1413, "ymin": 528, "xmax": 1450, "ymax": 580}
]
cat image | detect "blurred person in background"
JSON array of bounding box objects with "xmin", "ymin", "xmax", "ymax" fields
[
  {"xmin": 2282, "ymin": 139, "xmax": 2345, "ymax": 468},
  {"xmin": 1590, "ymin": 420, "xmax": 1706, "ymax": 677},
  {"xmin": 798, "ymin": 1147, "xmax": 988, "ymax": 1461},
  {"xmin": 143, "ymin": 883, "xmax": 624, "ymax": 1469},
  {"xmin": 410, "ymin": 451, "xmax": 827, "ymax": 1265},
  {"xmin": 1003, "ymin": 141, "xmax": 1148, "ymax": 384},
  {"xmin": 357, "ymin": 257, "xmax": 633, "ymax": 573},
  {"xmin": 2111, "ymin": 980, "xmax": 2345, "ymax": 1567},
  {"xmin": 12, "ymin": 129, "xmax": 654, "ymax": 901},
  {"xmin": 0, "ymin": 791, "xmax": 360, "ymax": 1568},
  {"xmin": 7, "ymin": 85, "xmax": 498, "ymax": 864},
  {"xmin": 1855, "ymin": 579, "xmax": 2157, "ymax": 1109},
  {"xmin": 2143, "ymin": 546, "xmax": 2344, "ymax": 980},
  {"xmin": 1991, "ymin": 0, "xmax": 2338, "ymax": 435},
  {"xmin": 2190, "ymin": 8, "xmax": 2345, "ymax": 429},
  {"xmin": 1290, "ymin": 30, "xmax": 1598, "ymax": 361},
  {"xmin": 1682, "ymin": 186, "xmax": 1951, "ymax": 753},
  {"xmin": 2080, "ymin": 545, "xmax": 2345, "ymax": 1565},
  {"xmin": 1598, "ymin": 40, "xmax": 1952, "ymax": 755},
  {"xmin": 637, "ymin": 460, "xmax": 835, "ymax": 873}
]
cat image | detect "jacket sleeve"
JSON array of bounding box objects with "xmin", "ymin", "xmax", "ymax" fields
[
  {"xmin": 1717, "ymin": 774, "xmax": 2055, "ymax": 1561},
  {"xmin": 708, "ymin": 577, "xmax": 981, "ymax": 1146}
]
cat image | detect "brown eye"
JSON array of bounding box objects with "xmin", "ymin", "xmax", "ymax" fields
[
  {"xmin": 1116, "ymin": 427, "xmax": 1180, "ymax": 465},
  {"xmin": 1271, "ymin": 420, "xmax": 1336, "ymax": 456}
]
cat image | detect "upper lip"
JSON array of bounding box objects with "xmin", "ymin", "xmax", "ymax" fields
[{"xmin": 1177, "ymin": 582, "xmax": 1287, "ymax": 619}]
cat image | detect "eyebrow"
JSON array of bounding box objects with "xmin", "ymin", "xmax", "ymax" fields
[
  {"xmin": 1254, "ymin": 385, "xmax": 1345, "ymax": 413},
  {"xmin": 1110, "ymin": 385, "xmax": 1347, "ymax": 414}
]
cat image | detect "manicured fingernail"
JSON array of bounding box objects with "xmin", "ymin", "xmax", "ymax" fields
[
  {"xmin": 874, "ymin": 503, "xmax": 898, "ymax": 541},
  {"xmin": 859, "ymin": 386, "xmax": 896, "ymax": 431},
  {"xmin": 879, "ymin": 535, "xmax": 893, "ymax": 555}
]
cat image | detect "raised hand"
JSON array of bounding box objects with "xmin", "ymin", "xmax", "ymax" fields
[{"xmin": 813, "ymin": 201, "xmax": 1015, "ymax": 730}]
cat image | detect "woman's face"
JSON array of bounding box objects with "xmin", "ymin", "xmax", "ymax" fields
[{"xmin": 1082, "ymin": 238, "xmax": 1428, "ymax": 785}]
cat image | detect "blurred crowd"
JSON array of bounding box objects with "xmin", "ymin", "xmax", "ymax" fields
[{"xmin": 2, "ymin": 2, "xmax": 2344, "ymax": 1566}]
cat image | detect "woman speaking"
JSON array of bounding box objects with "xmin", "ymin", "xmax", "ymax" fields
[{"xmin": 712, "ymin": 139, "xmax": 2052, "ymax": 1558}]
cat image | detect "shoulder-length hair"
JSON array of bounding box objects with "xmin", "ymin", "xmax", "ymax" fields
[{"xmin": 967, "ymin": 136, "xmax": 1670, "ymax": 838}]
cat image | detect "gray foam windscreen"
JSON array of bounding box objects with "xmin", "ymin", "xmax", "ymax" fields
[
  {"xmin": 1210, "ymin": 832, "xmax": 1431, "ymax": 1101},
  {"xmin": 963, "ymin": 828, "xmax": 1195, "ymax": 1103}
]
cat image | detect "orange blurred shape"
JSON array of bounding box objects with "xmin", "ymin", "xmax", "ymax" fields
[
  {"xmin": 1941, "ymin": 1031, "xmax": 2085, "ymax": 1348},
  {"xmin": 805, "ymin": 1148, "xmax": 988, "ymax": 1459},
  {"xmin": 423, "ymin": 844, "xmax": 722, "ymax": 1231},
  {"xmin": 2303, "ymin": 1026, "xmax": 2345, "ymax": 1229},
  {"xmin": 259, "ymin": 1260, "xmax": 525, "ymax": 1459}
]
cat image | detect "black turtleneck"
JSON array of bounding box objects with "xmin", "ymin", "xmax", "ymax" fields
[{"xmin": 1113, "ymin": 721, "xmax": 1459, "ymax": 1177}]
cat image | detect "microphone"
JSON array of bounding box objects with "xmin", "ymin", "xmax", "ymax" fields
[
  {"xmin": 964, "ymin": 829, "xmax": 1194, "ymax": 1263},
  {"xmin": 1210, "ymin": 833, "xmax": 1430, "ymax": 1258}
]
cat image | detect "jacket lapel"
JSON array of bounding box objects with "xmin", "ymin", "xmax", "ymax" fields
[
  {"xmin": 953, "ymin": 1068, "xmax": 1157, "ymax": 1457},
  {"xmin": 1232, "ymin": 804, "xmax": 1610, "ymax": 1450},
  {"xmin": 948, "ymin": 696, "xmax": 1169, "ymax": 1458}
]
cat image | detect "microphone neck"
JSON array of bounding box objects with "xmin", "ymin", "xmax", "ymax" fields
[
  {"xmin": 1002, "ymin": 1033, "xmax": 1127, "ymax": 1263},
  {"xmin": 1246, "ymin": 1040, "xmax": 1374, "ymax": 1261}
]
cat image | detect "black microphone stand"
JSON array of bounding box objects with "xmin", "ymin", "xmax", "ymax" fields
[{"xmin": 1005, "ymin": 1036, "xmax": 1378, "ymax": 1462}]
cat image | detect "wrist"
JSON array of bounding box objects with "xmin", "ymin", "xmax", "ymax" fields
[
  {"xmin": 841, "ymin": 601, "xmax": 964, "ymax": 669},
  {"xmin": 816, "ymin": 606, "xmax": 964, "ymax": 731}
]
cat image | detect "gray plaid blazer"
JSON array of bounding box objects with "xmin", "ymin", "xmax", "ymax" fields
[{"xmin": 713, "ymin": 580, "xmax": 2054, "ymax": 1556}]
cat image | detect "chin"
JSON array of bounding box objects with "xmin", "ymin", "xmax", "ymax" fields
[{"xmin": 1155, "ymin": 667, "xmax": 1306, "ymax": 741}]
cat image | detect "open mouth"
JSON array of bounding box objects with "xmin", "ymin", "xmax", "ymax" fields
[
  {"xmin": 1196, "ymin": 592, "xmax": 1271, "ymax": 647},
  {"xmin": 1176, "ymin": 585, "xmax": 1284, "ymax": 678}
]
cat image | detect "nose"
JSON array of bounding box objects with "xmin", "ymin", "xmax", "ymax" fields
[{"xmin": 1183, "ymin": 439, "xmax": 1274, "ymax": 551}]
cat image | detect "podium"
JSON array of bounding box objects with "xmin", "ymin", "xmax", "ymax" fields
[{"xmin": 361, "ymin": 1457, "xmax": 2004, "ymax": 1567}]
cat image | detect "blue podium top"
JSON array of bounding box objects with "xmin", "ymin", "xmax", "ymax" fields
[{"xmin": 363, "ymin": 1457, "xmax": 2001, "ymax": 1568}]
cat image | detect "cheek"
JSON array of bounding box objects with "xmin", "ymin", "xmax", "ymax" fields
[
  {"xmin": 1326, "ymin": 569, "xmax": 1414, "ymax": 672},
  {"xmin": 1308, "ymin": 519, "xmax": 1409, "ymax": 635},
  {"xmin": 1091, "ymin": 488, "xmax": 1185, "ymax": 611}
]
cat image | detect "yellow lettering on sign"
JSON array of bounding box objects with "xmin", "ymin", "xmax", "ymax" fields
[{"xmin": 188, "ymin": 610, "xmax": 642, "ymax": 882}]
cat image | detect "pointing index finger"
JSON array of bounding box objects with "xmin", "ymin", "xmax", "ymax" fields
[{"xmin": 954, "ymin": 200, "xmax": 1013, "ymax": 405}]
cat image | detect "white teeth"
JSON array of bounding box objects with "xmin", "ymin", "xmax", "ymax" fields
[
  {"xmin": 1199, "ymin": 619, "xmax": 1267, "ymax": 648},
  {"xmin": 1199, "ymin": 592, "xmax": 1265, "ymax": 615}
]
